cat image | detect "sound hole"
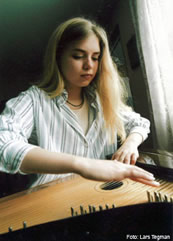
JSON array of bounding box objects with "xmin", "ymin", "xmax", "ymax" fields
[{"xmin": 100, "ymin": 181, "xmax": 123, "ymax": 190}]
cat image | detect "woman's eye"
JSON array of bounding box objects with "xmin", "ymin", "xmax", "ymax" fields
[
  {"xmin": 72, "ymin": 55, "xmax": 83, "ymax": 59},
  {"xmin": 72, "ymin": 55, "xmax": 100, "ymax": 61},
  {"xmin": 92, "ymin": 57, "xmax": 99, "ymax": 61}
]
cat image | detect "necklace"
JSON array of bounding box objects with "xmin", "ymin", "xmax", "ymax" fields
[{"xmin": 66, "ymin": 96, "xmax": 84, "ymax": 108}]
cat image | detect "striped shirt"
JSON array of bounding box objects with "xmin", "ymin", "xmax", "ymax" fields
[{"xmin": 0, "ymin": 85, "xmax": 150, "ymax": 187}]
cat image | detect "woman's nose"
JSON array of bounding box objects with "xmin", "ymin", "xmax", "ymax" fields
[{"xmin": 83, "ymin": 58, "xmax": 92, "ymax": 70}]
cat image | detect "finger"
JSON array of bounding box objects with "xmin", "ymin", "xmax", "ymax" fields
[
  {"xmin": 112, "ymin": 153, "xmax": 121, "ymax": 161},
  {"xmin": 119, "ymin": 152, "xmax": 131, "ymax": 163},
  {"xmin": 126, "ymin": 166, "xmax": 155, "ymax": 181},
  {"xmin": 118, "ymin": 155, "xmax": 125, "ymax": 162},
  {"xmin": 131, "ymin": 177, "xmax": 160, "ymax": 187},
  {"xmin": 114, "ymin": 150, "xmax": 128, "ymax": 162},
  {"xmin": 132, "ymin": 165, "xmax": 154, "ymax": 177},
  {"xmin": 111, "ymin": 153, "xmax": 116, "ymax": 160},
  {"xmin": 124, "ymin": 153, "xmax": 131, "ymax": 164},
  {"xmin": 131, "ymin": 153, "xmax": 137, "ymax": 165}
]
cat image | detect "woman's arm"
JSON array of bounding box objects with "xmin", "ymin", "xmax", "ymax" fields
[
  {"xmin": 111, "ymin": 132, "xmax": 142, "ymax": 164},
  {"xmin": 20, "ymin": 147, "xmax": 160, "ymax": 187},
  {"xmin": 112, "ymin": 110, "xmax": 150, "ymax": 164},
  {"xmin": 0, "ymin": 89, "xmax": 35, "ymax": 174}
]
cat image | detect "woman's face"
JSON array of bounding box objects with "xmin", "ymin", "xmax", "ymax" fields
[{"xmin": 59, "ymin": 33, "xmax": 100, "ymax": 90}]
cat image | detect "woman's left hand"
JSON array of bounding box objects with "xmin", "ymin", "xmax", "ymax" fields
[{"xmin": 111, "ymin": 133, "xmax": 143, "ymax": 165}]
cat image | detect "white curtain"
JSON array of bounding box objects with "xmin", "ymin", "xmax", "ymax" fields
[{"xmin": 129, "ymin": 0, "xmax": 173, "ymax": 152}]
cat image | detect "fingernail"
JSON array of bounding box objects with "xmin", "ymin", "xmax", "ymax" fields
[
  {"xmin": 148, "ymin": 176, "xmax": 155, "ymax": 180},
  {"xmin": 152, "ymin": 181, "xmax": 160, "ymax": 186}
]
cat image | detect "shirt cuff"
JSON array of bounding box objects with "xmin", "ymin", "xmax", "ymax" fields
[
  {"xmin": 129, "ymin": 127, "xmax": 149, "ymax": 142},
  {"xmin": 0, "ymin": 140, "xmax": 36, "ymax": 174}
]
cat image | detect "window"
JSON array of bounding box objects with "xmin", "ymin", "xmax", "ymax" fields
[{"xmin": 130, "ymin": 0, "xmax": 173, "ymax": 157}]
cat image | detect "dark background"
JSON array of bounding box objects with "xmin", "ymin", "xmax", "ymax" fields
[
  {"xmin": 0, "ymin": 0, "xmax": 155, "ymax": 196},
  {"xmin": 0, "ymin": 0, "xmax": 119, "ymax": 101}
]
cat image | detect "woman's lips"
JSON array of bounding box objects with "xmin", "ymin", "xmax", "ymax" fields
[{"xmin": 81, "ymin": 74, "xmax": 93, "ymax": 80}]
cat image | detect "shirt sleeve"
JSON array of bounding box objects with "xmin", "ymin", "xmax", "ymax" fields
[
  {"xmin": 0, "ymin": 89, "xmax": 37, "ymax": 174},
  {"xmin": 121, "ymin": 110, "xmax": 150, "ymax": 141}
]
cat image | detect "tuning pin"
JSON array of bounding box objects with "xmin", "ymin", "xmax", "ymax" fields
[
  {"xmin": 158, "ymin": 192, "xmax": 163, "ymax": 202},
  {"xmin": 164, "ymin": 195, "xmax": 168, "ymax": 202},
  {"xmin": 154, "ymin": 192, "xmax": 159, "ymax": 202},
  {"xmin": 23, "ymin": 221, "xmax": 27, "ymax": 229},
  {"xmin": 92, "ymin": 206, "xmax": 96, "ymax": 212},
  {"xmin": 8, "ymin": 227, "xmax": 13, "ymax": 232},
  {"xmin": 105, "ymin": 204, "xmax": 109, "ymax": 210},
  {"xmin": 147, "ymin": 191, "xmax": 152, "ymax": 202},
  {"xmin": 88, "ymin": 205, "xmax": 92, "ymax": 213},
  {"xmin": 170, "ymin": 197, "xmax": 173, "ymax": 203},
  {"xmin": 99, "ymin": 205, "xmax": 103, "ymax": 211},
  {"xmin": 147, "ymin": 191, "xmax": 154, "ymax": 203},
  {"xmin": 71, "ymin": 207, "xmax": 74, "ymax": 216},
  {"xmin": 80, "ymin": 205, "xmax": 84, "ymax": 215},
  {"xmin": 112, "ymin": 204, "xmax": 116, "ymax": 209},
  {"xmin": 75, "ymin": 211, "xmax": 78, "ymax": 216}
]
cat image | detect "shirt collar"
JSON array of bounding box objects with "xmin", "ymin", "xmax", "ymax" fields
[
  {"xmin": 84, "ymin": 85, "xmax": 99, "ymax": 111},
  {"xmin": 54, "ymin": 85, "xmax": 99, "ymax": 111},
  {"xmin": 54, "ymin": 89, "xmax": 68, "ymax": 107}
]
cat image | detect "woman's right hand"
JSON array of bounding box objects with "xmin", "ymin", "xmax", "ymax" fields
[{"xmin": 75, "ymin": 157, "xmax": 160, "ymax": 187}]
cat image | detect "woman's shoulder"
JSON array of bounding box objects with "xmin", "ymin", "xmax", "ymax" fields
[
  {"xmin": 5, "ymin": 86, "xmax": 50, "ymax": 108},
  {"xmin": 26, "ymin": 85, "xmax": 44, "ymax": 94},
  {"xmin": 22, "ymin": 85, "xmax": 49, "ymax": 99}
]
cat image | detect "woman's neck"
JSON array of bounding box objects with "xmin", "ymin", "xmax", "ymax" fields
[
  {"xmin": 66, "ymin": 87, "xmax": 84, "ymax": 109},
  {"xmin": 66, "ymin": 87, "xmax": 83, "ymax": 102}
]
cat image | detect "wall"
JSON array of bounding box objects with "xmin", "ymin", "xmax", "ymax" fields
[
  {"xmin": 110, "ymin": 0, "xmax": 153, "ymax": 148},
  {"xmin": 0, "ymin": 0, "xmax": 108, "ymax": 101}
]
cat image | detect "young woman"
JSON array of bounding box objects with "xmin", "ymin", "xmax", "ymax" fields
[{"xmin": 0, "ymin": 17, "xmax": 159, "ymax": 188}]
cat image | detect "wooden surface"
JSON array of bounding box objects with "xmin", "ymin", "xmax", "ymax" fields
[{"xmin": 0, "ymin": 174, "xmax": 172, "ymax": 234}]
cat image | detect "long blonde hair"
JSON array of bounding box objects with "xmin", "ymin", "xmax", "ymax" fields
[{"xmin": 37, "ymin": 17, "xmax": 129, "ymax": 143}]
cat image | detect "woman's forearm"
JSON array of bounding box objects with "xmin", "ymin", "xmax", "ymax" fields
[
  {"xmin": 20, "ymin": 147, "xmax": 80, "ymax": 174},
  {"xmin": 20, "ymin": 147, "xmax": 160, "ymax": 187},
  {"xmin": 124, "ymin": 132, "xmax": 143, "ymax": 147}
]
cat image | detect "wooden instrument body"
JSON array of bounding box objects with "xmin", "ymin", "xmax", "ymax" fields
[{"xmin": 0, "ymin": 172, "xmax": 172, "ymax": 234}]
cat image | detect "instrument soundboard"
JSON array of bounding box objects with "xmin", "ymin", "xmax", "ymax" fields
[{"xmin": 0, "ymin": 162, "xmax": 172, "ymax": 240}]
